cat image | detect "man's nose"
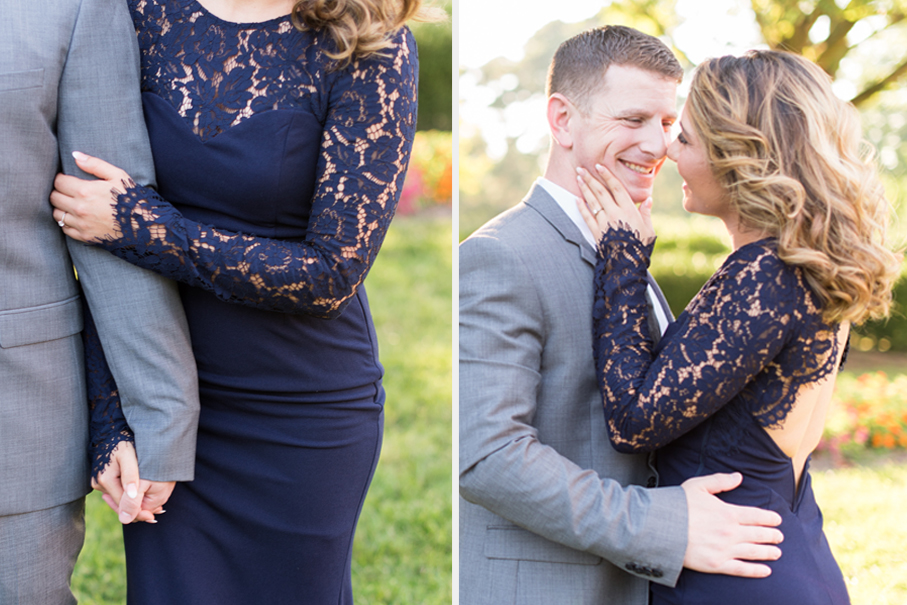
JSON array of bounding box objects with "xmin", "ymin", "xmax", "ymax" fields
[
  {"xmin": 666, "ymin": 137, "xmax": 680, "ymax": 162},
  {"xmin": 639, "ymin": 122, "xmax": 670, "ymax": 159}
]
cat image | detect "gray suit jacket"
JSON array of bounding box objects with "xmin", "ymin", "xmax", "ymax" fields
[
  {"xmin": 0, "ymin": 0, "xmax": 199, "ymax": 516},
  {"xmin": 459, "ymin": 184, "xmax": 688, "ymax": 604}
]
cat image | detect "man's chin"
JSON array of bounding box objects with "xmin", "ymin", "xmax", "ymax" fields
[
  {"xmin": 612, "ymin": 176, "xmax": 653, "ymax": 206},
  {"xmin": 626, "ymin": 187, "xmax": 654, "ymax": 206}
]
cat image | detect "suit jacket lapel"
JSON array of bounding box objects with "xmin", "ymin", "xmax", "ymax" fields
[
  {"xmin": 524, "ymin": 184, "xmax": 597, "ymax": 267},
  {"xmin": 524, "ymin": 182, "xmax": 675, "ymax": 338}
]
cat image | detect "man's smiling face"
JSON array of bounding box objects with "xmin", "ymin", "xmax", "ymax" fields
[{"xmin": 571, "ymin": 64, "xmax": 678, "ymax": 204}]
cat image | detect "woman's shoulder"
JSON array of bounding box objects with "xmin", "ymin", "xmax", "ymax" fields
[
  {"xmin": 722, "ymin": 239, "xmax": 798, "ymax": 285},
  {"xmin": 691, "ymin": 239, "xmax": 803, "ymax": 312},
  {"xmin": 320, "ymin": 25, "xmax": 417, "ymax": 75},
  {"xmin": 717, "ymin": 239, "xmax": 831, "ymax": 322}
]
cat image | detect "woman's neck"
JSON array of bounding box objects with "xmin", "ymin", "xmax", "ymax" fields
[
  {"xmin": 196, "ymin": 0, "xmax": 296, "ymax": 23},
  {"xmin": 723, "ymin": 214, "xmax": 770, "ymax": 250}
]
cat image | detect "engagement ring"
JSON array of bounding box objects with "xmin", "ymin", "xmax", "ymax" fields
[{"xmin": 57, "ymin": 212, "xmax": 67, "ymax": 228}]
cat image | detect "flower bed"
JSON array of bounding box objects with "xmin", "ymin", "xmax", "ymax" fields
[
  {"xmin": 398, "ymin": 130, "xmax": 452, "ymax": 214},
  {"xmin": 819, "ymin": 372, "xmax": 907, "ymax": 462}
]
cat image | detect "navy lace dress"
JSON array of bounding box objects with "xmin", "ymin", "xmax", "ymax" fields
[
  {"xmin": 85, "ymin": 1, "xmax": 417, "ymax": 602},
  {"xmin": 593, "ymin": 228, "xmax": 849, "ymax": 605}
]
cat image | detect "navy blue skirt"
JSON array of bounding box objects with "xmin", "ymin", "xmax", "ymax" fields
[{"xmin": 123, "ymin": 383, "xmax": 384, "ymax": 605}]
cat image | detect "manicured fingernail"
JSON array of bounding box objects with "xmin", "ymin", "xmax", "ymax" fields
[
  {"xmin": 595, "ymin": 163, "xmax": 604, "ymax": 171},
  {"xmin": 126, "ymin": 483, "xmax": 138, "ymax": 499},
  {"xmin": 145, "ymin": 519, "xmax": 158, "ymax": 524},
  {"xmin": 119, "ymin": 511, "xmax": 132, "ymax": 523},
  {"xmin": 576, "ymin": 166, "xmax": 585, "ymax": 174},
  {"xmin": 72, "ymin": 151, "xmax": 88, "ymax": 161}
]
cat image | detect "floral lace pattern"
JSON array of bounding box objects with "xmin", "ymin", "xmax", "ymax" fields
[
  {"xmin": 593, "ymin": 227, "xmax": 841, "ymax": 454},
  {"xmin": 94, "ymin": 0, "xmax": 418, "ymax": 317},
  {"xmin": 83, "ymin": 298, "xmax": 134, "ymax": 480},
  {"xmin": 134, "ymin": 0, "xmax": 329, "ymax": 142},
  {"xmin": 87, "ymin": 0, "xmax": 417, "ymax": 469}
]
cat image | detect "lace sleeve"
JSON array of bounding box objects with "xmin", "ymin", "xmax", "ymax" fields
[
  {"xmin": 592, "ymin": 229, "xmax": 799, "ymax": 453},
  {"xmin": 94, "ymin": 29, "xmax": 418, "ymax": 319},
  {"xmin": 83, "ymin": 297, "xmax": 134, "ymax": 481}
]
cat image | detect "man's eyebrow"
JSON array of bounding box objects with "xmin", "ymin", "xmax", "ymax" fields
[{"xmin": 613, "ymin": 109, "xmax": 678, "ymax": 121}]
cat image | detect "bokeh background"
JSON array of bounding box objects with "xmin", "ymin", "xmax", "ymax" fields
[{"xmin": 460, "ymin": 0, "xmax": 907, "ymax": 601}]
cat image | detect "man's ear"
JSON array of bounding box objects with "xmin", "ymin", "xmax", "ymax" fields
[{"xmin": 547, "ymin": 93, "xmax": 576, "ymax": 149}]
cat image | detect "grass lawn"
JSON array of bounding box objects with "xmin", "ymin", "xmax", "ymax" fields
[
  {"xmin": 811, "ymin": 356, "xmax": 907, "ymax": 604},
  {"xmin": 812, "ymin": 451, "xmax": 907, "ymax": 604},
  {"xmin": 72, "ymin": 212, "xmax": 453, "ymax": 604}
]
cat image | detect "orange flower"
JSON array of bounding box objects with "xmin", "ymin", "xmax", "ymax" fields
[{"xmin": 434, "ymin": 161, "xmax": 452, "ymax": 202}]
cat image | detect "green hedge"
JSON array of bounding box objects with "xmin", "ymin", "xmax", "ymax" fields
[
  {"xmin": 411, "ymin": 4, "xmax": 452, "ymax": 132},
  {"xmin": 649, "ymin": 218, "xmax": 907, "ymax": 352}
]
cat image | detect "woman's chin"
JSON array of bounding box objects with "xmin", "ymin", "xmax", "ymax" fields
[{"xmin": 681, "ymin": 195, "xmax": 696, "ymax": 215}]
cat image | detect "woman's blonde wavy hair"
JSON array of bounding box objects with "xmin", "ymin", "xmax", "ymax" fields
[
  {"xmin": 291, "ymin": 0, "xmax": 445, "ymax": 66},
  {"xmin": 686, "ymin": 50, "xmax": 903, "ymax": 325}
]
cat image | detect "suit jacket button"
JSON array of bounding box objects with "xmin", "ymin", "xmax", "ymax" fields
[
  {"xmin": 646, "ymin": 476, "xmax": 657, "ymax": 488},
  {"xmin": 624, "ymin": 562, "xmax": 639, "ymax": 573},
  {"xmin": 652, "ymin": 568, "xmax": 663, "ymax": 578}
]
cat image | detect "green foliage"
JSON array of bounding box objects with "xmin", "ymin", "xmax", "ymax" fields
[
  {"xmin": 412, "ymin": 2, "xmax": 452, "ymax": 131},
  {"xmin": 854, "ymin": 275, "xmax": 907, "ymax": 352},
  {"xmin": 648, "ymin": 215, "xmax": 731, "ymax": 318},
  {"xmin": 72, "ymin": 215, "xmax": 453, "ymax": 605}
]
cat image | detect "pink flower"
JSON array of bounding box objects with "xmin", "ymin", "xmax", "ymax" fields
[{"xmin": 398, "ymin": 167, "xmax": 424, "ymax": 215}]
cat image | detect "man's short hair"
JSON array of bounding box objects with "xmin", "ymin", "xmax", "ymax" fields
[{"xmin": 546, "ymin": 25, "xmax": 683, "ymax": 112}]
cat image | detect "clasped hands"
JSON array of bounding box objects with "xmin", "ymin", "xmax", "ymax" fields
[
  {"xmin": 575, "ymin": 163, "xmax": 656, "ymax": 244},
  {"xmin": 96, "ymin": 441, "xmax": 174, "ymax": 525}
]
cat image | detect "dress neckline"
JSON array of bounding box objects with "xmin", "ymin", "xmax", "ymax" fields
[
  {"xmin": 191, "ymin": 0, "xmax": 292, "ymax": 27},
  {"xmin": 731, "ymin": 236, "xmax": 776, "ymax": 255}
]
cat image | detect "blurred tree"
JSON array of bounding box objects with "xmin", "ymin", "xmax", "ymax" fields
[
  {"xmin": 412, "ymin": 1, "xmax": 452, "ymax": 131},
  {"xmin": 750, "ymin": 0, "xmax": 907, "ymax": 106}
]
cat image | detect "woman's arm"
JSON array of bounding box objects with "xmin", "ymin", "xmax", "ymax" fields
[
  {"xmin": 51, "ymin": 29, "xmax": 418, "ymax": 319},
  {"xmin": 592, "ymin": 227, "xmax": 796, "ymax": 453}
]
